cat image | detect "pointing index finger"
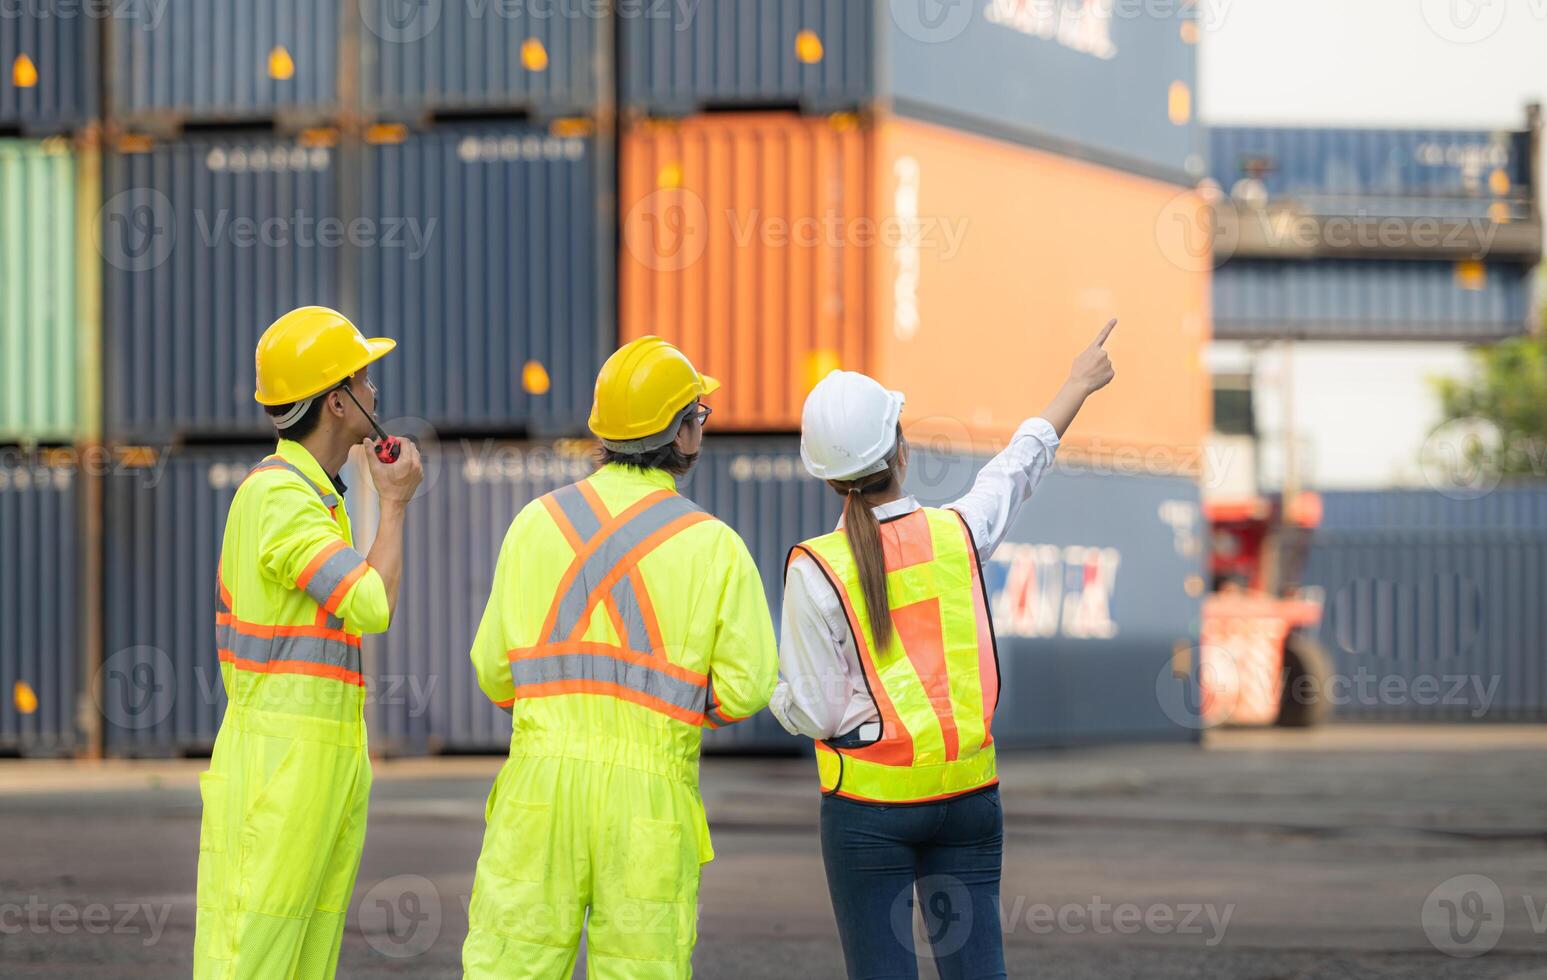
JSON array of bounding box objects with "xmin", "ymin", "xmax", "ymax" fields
[{"xmin": 1094, "ymin": 318, "xmax": 1118, "ymax": 348}]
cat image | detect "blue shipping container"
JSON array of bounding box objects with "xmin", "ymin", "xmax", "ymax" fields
[
  {"xmin": 103, "ymin": 135, "xmax": 342, "ymax": 439},
  {"xmin": 359, "ymin": 0, "xmax": 601, "ymax": 117},
  {"xmin": 908, "ymin": 449, "xmax": 1205, "ymax": 747},
  {"xmin": 357, "ymin": 123, "xmax": 603, "ymax": 437},
  {"xmin": 107, "ymin": 0, "xmax": 339, "ymax": 122},
  {"xmin": 1213, "ymin": 259, "xmax": 1534, "ymax": 342},
  {"xmin": 0, "ymin": 2, "xmax": 98, "ymax": 132},
  {"xmin": 1305, "ymin": 488, "xmax": 1547, "ymax": 721},
  {"xmin": 619, "ymin": 0, "xmax": 1200, "ymax": 183},
  {"xmin": 1211, "ymin": 125, "xmax": 1533, "ymax": 219},
  {"xmin": 0, "ymin": 460, "xmax": 79, "ymax": 757}
]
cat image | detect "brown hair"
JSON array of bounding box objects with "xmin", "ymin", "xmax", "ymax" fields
[{"xmin": 827, "ymin": 434, "xmax": 905, "ymax": 651}]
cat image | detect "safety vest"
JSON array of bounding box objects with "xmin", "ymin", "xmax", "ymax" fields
[
  {"xmin": 509, "ymin": 477, "xmax": 742, "ymax": 738},
  {"xmin": 216, "ymin": 448, "xmax": 372, "ymax": 725},
  {"xmin": 792, "ymin": 506, "xmax": 1000, "ymax": 804}
]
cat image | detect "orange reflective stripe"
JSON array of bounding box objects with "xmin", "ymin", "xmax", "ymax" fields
[
  {"xmin": 576, "ymin": 479, "xmax": 611, "ymax": 522},
  {"xmin": 537, "ymin": 488, "xmax": 675, "ymax": 642},
  {"xmin": 510, "ymin": 641, "xmax": 708, "ymax": 686},
  {"xmin": 567, "ymin": 510, "xmax": 713, "ymax": 642},
  {"xmin": 296, "ymin": 539, "xmax": 348, "ymax": 591},
  {"xmin": 511, "ymin": 678, "xmax": 705, "ymax": 726},
  {"xmin": 322, "ymin": 560, "xmax": 371, "ymax": 615},
  {"xmin": 892, "ymin": 597, "xmax": 960, "ymax": 762},
  {"xmin": 220, "ymin": 651, "xmax": 364, "ymax": 686},
  {"xmin": 541, "ymin": 493, "xmax": 587, "ymax": 552},
  {"xmin": 226, "ymin": 616, "xmax": 363, "ymax": 646},
  {"xmin": 959, "ymin": 510, "xmax": 1000, "ymax": 741},
  {"xmin": 631, "ymin": 568, "xmax": 667, "ymax": 655}
]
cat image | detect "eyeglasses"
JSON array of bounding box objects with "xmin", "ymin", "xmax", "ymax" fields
[{"xmin": 686, "ymin": 404, "xmax": 713, "ymax": 427}]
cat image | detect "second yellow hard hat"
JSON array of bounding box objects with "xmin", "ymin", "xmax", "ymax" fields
[{"xmin": 590, "ymin": 336, "xmax": 719, "ymax": 445}]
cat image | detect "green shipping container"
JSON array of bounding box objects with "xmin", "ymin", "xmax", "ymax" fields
[{"xmin": 0, "ymin": 138, "xmax": 94, "ymax": 444}]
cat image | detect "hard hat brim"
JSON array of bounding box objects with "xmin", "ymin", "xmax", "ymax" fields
[{"xmin": 700, "ymin": 373, "xmax": 720, "ymax": 397}]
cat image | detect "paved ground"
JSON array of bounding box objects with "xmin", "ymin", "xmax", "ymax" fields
[{"xmin": 3, "ymin": 726, "xmax": 1546, "ymax": 978}]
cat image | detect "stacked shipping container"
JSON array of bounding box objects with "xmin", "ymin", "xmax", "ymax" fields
[{"xmin": 0, "ymin": 3, "xmax": 98, "ymax": 133}]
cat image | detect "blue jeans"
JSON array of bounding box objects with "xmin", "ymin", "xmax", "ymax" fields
[{"xmin": 820, "ymin": 787, "xmax": 1007, "ymax": 980}]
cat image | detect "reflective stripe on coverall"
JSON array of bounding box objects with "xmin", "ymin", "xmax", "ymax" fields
[
  {"xmin": 792, "ymin": 507, "xmax": 1001, "ymax": 804},
  {"xmin": 194, "ymin": 440, "xmax": 392, "ymax": 980},
  {"xmin": 464, "ymin": 464, "xmax": 778, "ymax": 979}
]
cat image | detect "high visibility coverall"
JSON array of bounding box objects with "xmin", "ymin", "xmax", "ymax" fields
[
  {"xmin": 464, "ymin": 463, "xmax": 778, "ymax": 979},
  {"xmin": 194, "ymin": 440, "xmax": 392, "ymax": 979}
]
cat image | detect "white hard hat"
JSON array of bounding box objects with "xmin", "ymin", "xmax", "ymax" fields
[{"xmin": 800, "ymin": 371, "xmax": 906, "ymax": 481}]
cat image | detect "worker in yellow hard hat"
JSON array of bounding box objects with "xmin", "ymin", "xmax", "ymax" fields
[
  {"xmin": 462, "ymin": 336, "xmax": 778, "ymax": 978},
  {"xmin": 193, "ymin": 306, "xmax": 424, "ymax": 979}
]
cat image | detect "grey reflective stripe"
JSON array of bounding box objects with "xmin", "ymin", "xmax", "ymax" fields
[
  {"xmin": 547, "ymin": 494, "xmax": 705, "ymax": 644},
  {"xmin": 221, "ymin": 628, "xmax": 361, "ymax": 672},
  {"xmin": 303, "ymin": 546, "xmax": 368, "ymax": 608},
  {"xmin": 509, "ymin": 653, "xmax": 707, "ymax": 714},
  {"xmin": 251, "ymin": 459, "xmax": 339, "ymax": 510},
  {"xmin": 323, "ymin": 612, "xmax": 346, "ymax": 631},
  {"xmin": 705, "ymin": 683, "xmax": 736, "ymax": 725},
  {"xmin": 551, "ymin": 484, "xmax": 602, "ymax": 543},
  {"xmin": 610, "ymin": 576, "xmax": 652, "ymax": 653}
]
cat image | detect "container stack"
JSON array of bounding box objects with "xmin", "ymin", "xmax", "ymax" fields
[
  {"xmin": 616, "ymin": 2, "xmax": 1211, "ymax": 748},
  {"xmin": 1, "ymin": 5, "xmax": 98, "ymax": 756}
]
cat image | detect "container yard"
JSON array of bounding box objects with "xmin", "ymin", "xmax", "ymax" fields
[{"xmin": 1, "ymin": 2, "xmax": 1545, "ymax": 977}]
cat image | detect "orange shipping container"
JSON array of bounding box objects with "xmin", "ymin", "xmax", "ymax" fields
[{"xmin": 619, "ymin": 113, "xmax": 1210, "ymax": 459}]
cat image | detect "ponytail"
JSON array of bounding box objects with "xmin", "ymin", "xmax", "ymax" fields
[{"xmin": 841, "ymin": 485, "xmax": 894, "ymax": 650}]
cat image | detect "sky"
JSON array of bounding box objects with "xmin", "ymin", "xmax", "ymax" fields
[{"xmin": 1199, "ymin": 0, "xmax": 1547, "ymax": 129}]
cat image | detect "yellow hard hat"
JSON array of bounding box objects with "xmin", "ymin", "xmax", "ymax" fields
[
  {"xmin": 589, "ymin": 336, "xmax": 720, "ymax": 447},
  {"xmin": 254, "ymin": 306, "xmax": 396, "ymax": 406}
]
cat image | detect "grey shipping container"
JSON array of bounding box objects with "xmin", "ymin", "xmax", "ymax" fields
[
  {"xmin": 1304, "ymin": 488, "xmax": 1547, "ymax": 721},
  {"xmin": 0, "ymin": 2, "xmax": 98, "ymax": 132},
  {"xmin": 619, "ymin": 0, "xmax": 1200, "ymax": 183},
  {"xmin": 359, "ymin": 0, "xmax": 602, "ymax": 117},
  {"xmin": 107, "ymin": 0, "xmax": 339, "ymax": 123},
  {"xmin": 0, "ymin": 461, "xmax": 80, "ymax": 757},
  {"xmin": 103, "ymin": 134, "xmax": 342, "ymax": 440},
  {"xmin": 101, "ymin": 447, "xmax": 368, "ymax": 756},
  {"xmin": 360, "ymin": 437, "xmax": 825, "ymax": 755},
  {"xmin": 907, "ymin": 449, "xmax": 1205, "ymax": 747},
  {"xmin": 357, "ymin": 122, "xmax": 604, "ymax": 437},
  {"xmin": 1213, "ymin": 259, "xmax": 1535, "ymax": 342},
  {"xmin": 1211, "ymin": 123, "xmax": 1535, "ymax": 219}
]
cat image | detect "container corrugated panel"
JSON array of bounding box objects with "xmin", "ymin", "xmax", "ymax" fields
[
  {"xmin": 1213, "ymin": 259, "xmax": 1533, "ymax": 341},
  {"xmin": 619, "ymin": 113, "xmax": 871, "ymax": 431},
  {"xmin": 108, "ymin": 0, "xmax": 338, "ymax": 121},
  {"xmin": 886, "ymin": 0, "xmax": 1200, "ymax": 183},
  {"xmin": 909, "ymin": 452, "xmax": 1205, "ymax": 747},
  {"xmin": 103, "ymin": 136, "xmax": 341, "ymax": 439},
  {"xmin": 0, "ymin": 463, "xmax": 79, "ymax": 756},
  {"xmin": 0, "ymin": 5, "xmax": 98, "ymax": 132},
  {"xmin": 358, "ymin": 123, "xmax": 601, "ymax": 437},
  {"xmin": 363, "ymin": 437, "xmax": 823, "ymax": 754},
  {"xmin": 0, "ymin": 138, "xmax": 78, "ymax": 442},
  {"xmin": 359, "ymin": 0, "xmax": 599, "ymax": 116},
  {"xmin": 618, "ymin": 0, "xmax": 871, "ymax": 113},
  {"xmin": 1305, "ymin": 488, "xmax": 1547, "ymax": 721},
  {"xmin": 1210, "ymin": 126, "xmax": 1532, "ymax": 218},
  {"xmin": 102, "ymin": 450, "xmax": 243, "ymax": 755}
]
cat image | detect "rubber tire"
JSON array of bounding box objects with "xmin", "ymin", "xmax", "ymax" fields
[{"xmin": 1277, "ymin": 632, "xmax": 1333, "ymax": 728}]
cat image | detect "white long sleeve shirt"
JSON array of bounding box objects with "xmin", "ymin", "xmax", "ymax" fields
[{"xmin": 769, "ymin": 417, "xmax": 1061, "ymax": 740}]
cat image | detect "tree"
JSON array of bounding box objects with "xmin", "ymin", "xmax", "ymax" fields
[{"xmin": 1433, "ymin": 288, "xmax": 1547, "ymax": 479}]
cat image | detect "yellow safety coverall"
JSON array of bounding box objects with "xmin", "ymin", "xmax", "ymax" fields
[
  {"xmin": 194, "ymin": 440, "xmax": 392, "ymax": 979},
  {"xmin": 463, "ymin": 463, "xmax": 778, "ymax": 978}
]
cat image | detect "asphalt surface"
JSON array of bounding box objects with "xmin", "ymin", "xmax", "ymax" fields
[{"xmin": 2, "ymin": 726, "xmax": 1546, "ymax": 978}]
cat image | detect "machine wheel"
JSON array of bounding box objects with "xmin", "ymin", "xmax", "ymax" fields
[{"xmin": 1277, "ymin": 632, "xmax": 1333, "ymax": 728}]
